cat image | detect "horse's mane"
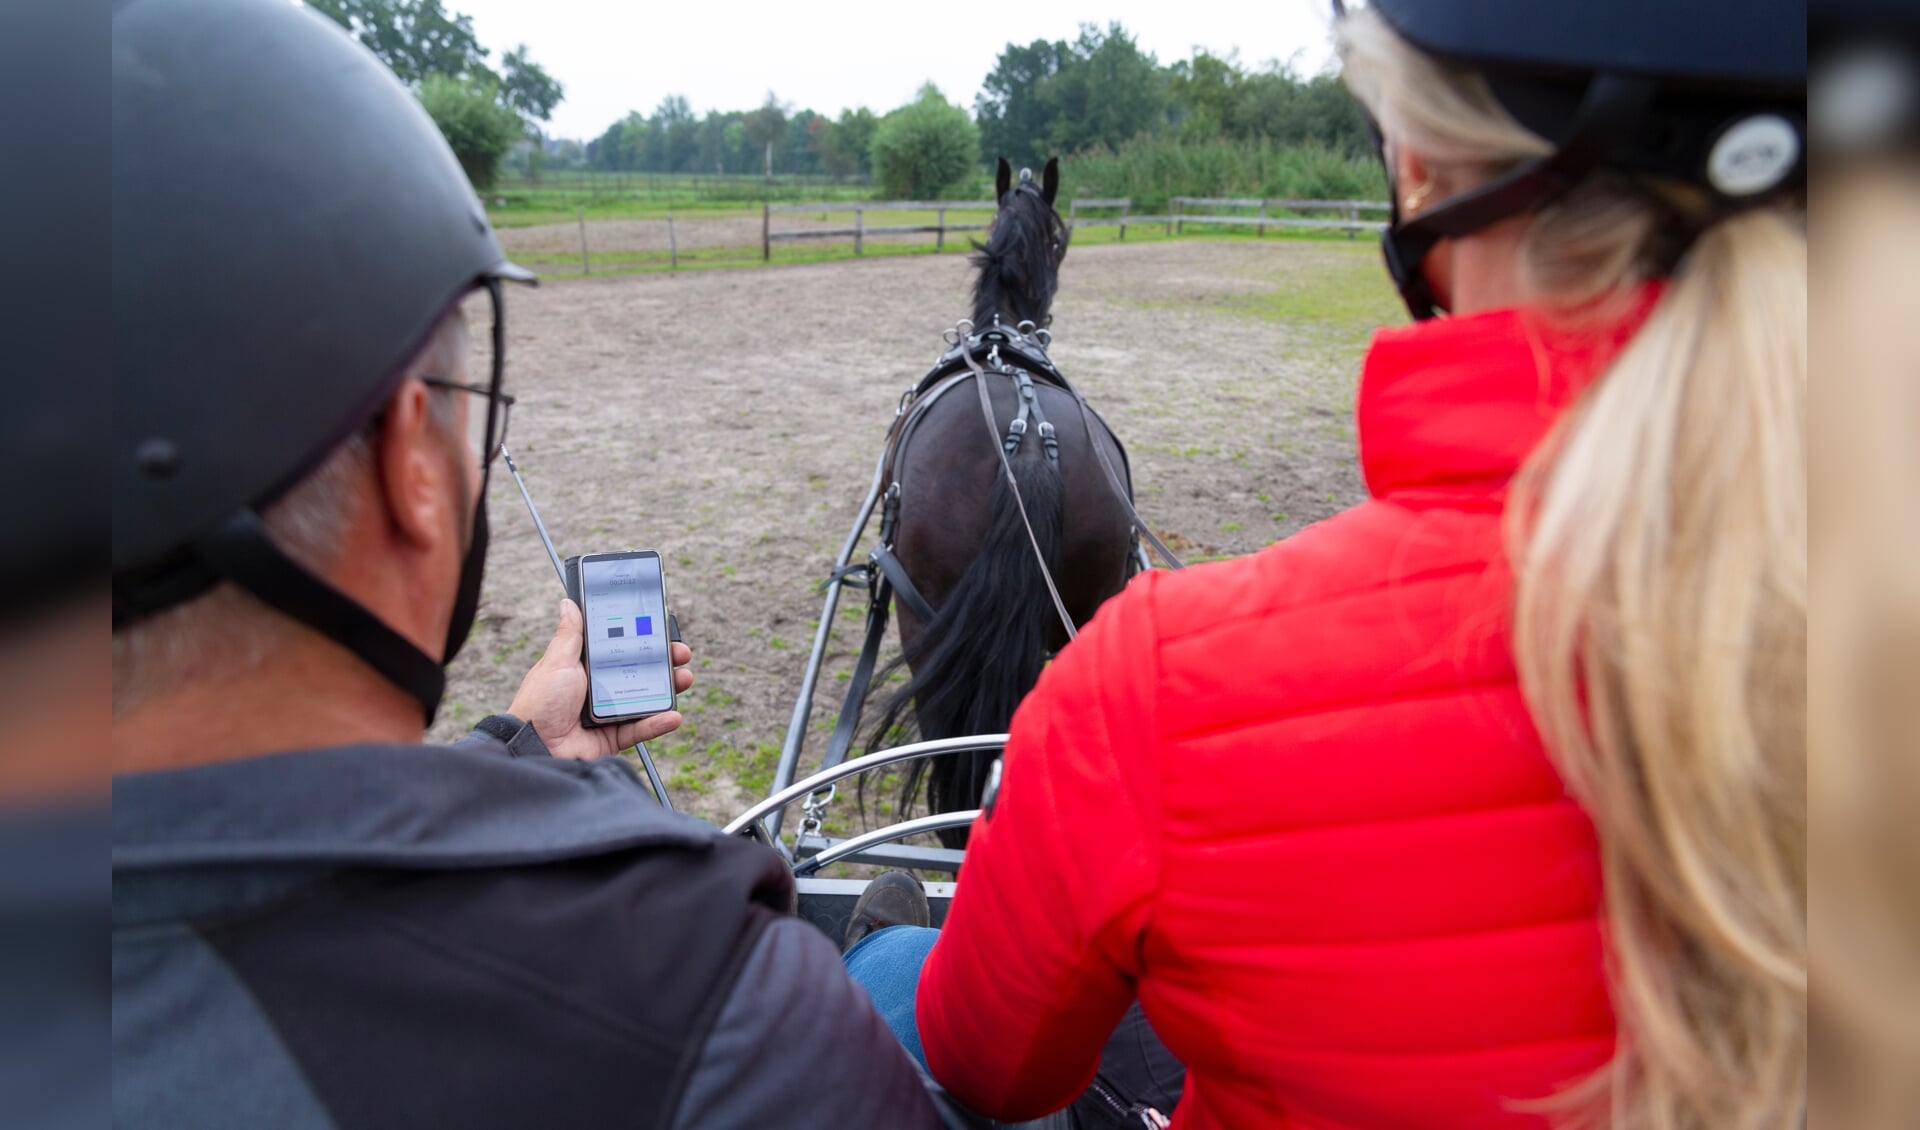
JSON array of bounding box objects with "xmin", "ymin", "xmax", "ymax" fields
[{"xmin": 970, "ymin": 183, "xmax": 1069, "ymax": 328}]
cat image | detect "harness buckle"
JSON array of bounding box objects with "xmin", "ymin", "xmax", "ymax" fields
[
  {"xmin": 822, "ymin": 561, "xmax": 875, "ymax": 593},
  {"xmin": 878, "ymin": 481, "xmax": 902, "ymax": 543},
  {"xmin": 1003, "ymin": 416, "xmax": 1028, "ymax": 454},
  {"xmin": 1038, "ymin": 420, "xmax": 1059, "ymax": 460}
]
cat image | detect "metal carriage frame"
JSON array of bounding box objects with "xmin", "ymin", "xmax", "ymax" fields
[{"xmin": 729, "ymin": 318, "xmax": 1175, "ymax": 886}]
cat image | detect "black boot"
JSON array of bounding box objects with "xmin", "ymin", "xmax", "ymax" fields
[{"xmin": 842, "ymin": 870, "xmax": 930, "ymax": 952}]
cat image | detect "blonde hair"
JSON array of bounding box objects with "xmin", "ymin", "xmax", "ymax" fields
[{"xmin": 1342, "ymin": 11, "xmax": 1807, "ymax": 1130}]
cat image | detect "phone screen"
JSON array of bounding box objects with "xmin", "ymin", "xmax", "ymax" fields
[{"xmin": 579, "ymin": 552, "xmax": 674, "ymax": 720}]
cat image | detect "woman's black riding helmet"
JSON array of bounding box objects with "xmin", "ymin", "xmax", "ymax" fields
[
  {"xmin": 1335, "ymin": 0, "xmax": 1807, "ymax": 320},
  {"xmin": 112, "ymin": 0, "xmax": 535, "ymax": 721}
]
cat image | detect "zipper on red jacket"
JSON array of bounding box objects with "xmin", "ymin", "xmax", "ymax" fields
[{"xmin": 1088, "ymin": 1074, "xmax": 1170, "ymax": 1128}]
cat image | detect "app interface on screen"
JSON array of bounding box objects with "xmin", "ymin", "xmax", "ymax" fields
[{"xmin": 580, "ymin": 555, "xmax": 672, "ymax": 717}]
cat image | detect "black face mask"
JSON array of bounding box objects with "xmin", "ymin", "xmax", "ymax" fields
[
  {"xmin": 442, "ymin": 491, "xmax": 488, "ymax": 668},
  {"xmin": 443, "ymin": 280, "xmax": 506, "ymax": 676}
]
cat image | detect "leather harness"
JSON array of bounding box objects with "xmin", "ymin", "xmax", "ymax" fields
[{"xmin": 817, "ymin": 320, "xmax": 1177, "ymax": 776}]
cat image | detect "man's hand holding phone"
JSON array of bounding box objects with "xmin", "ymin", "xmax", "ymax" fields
[{"xmin": 509, "ymin": 598, "xmax": 694, "ymax": 760}]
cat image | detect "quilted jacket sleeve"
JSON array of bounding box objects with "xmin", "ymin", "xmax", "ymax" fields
[{"xmin": 915, "ymin": 576, "xmax": 1164, "ymax": 1121}]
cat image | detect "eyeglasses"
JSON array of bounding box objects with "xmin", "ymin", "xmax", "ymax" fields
[{"xmin": 421, "ymin": 376, "xmax": 515, "ymax": 467}]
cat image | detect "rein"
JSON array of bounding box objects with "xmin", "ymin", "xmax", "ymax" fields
[
  {"xmin": 814, "ymin": 318, "xmax": 1185, "ymax": 777},
  {"xmin": 929, "ymin": 320, "xmax": 1188, "ymax": 573},
  {"xmin": 958, "ymin": 326, "xmax": 1079, "ymax": 642}
]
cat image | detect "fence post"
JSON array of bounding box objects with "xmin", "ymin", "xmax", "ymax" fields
[
  {"xmin": 577, "ymin": 207, "xmax": 590, "ymax": 275},
  {"xmin": 667, "ymin": 215, "xmax": 678, "ymax": 271},
  {"xmin": 1347, "ymin": 203, "xmax": 1358, "ymax": 240},
  {"xmin": 937, "ymin": 207, "xmax": 946, "ymax": 251},
  {"xmin": 762, "ymin": 203, "xmax": 771, "ymax": 262},
  {"xmin": 854, "ymin": 208, "xmax": 863, "ymax": 256},
  {"xmin": 1258, "ymin": 200, "xmax": 1267, "ymax": 238},
  {"xmin": 1068, "ymin": 199, "xmax": 1077, "ymax": 234},
  {"xmin": 1119, "ymin": 199, "xmax": 1130, "ymax": 241},
  {"xmin": 1175, "ymin": 198, "xmax": 1184, "ymax": 237}
]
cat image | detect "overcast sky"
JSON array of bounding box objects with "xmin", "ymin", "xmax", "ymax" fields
[{"xmin": 448, "ymin": 0, "xmax": 1343, "ymax": 142}]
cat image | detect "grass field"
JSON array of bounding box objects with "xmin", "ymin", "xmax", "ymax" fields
[
  {"xmin": 486, "ymin": 170, "xmax": 884, "ymax": 227},
  {"xmin": 497, "ymin": 203, "xmax": 1387, "ymax": 280}
]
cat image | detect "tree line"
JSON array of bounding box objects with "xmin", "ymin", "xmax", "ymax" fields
[
  {"xmin": 980, "ymin": 25, "xmax": 1369, "ymax": 169},
  {"xmin": 309, "ymin": 0, "xmax": 564, "ymax": 189},
  {"xmin": 312, "ymin": 1, "xmax": 1372, "ymax": 202},
  {"xmin": 587, "ymin": 95, "xmax": 880, "ymax": 181},
  {"xmin": 584, "ymin": 23, "xmax": 1370, "ymax": 200}
]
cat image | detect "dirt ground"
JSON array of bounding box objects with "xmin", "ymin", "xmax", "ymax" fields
[{"xmin": 430, "ymin": 239, "xmax": 1398, "ymax": 831}]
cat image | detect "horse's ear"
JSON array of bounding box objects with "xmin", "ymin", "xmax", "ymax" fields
[
  {"xmin": 1041, "ymin": 157, "xmax": 1059, "ymax": 206},
  {"xmin": 995, "ymin": 157, "xmax": 1012, "ymax": 202}
]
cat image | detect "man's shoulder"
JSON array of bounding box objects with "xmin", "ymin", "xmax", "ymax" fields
[
  {"xmin": 113, "ymin": 736, "xmax": 720, "ymax": 873},
  {"xmin": 113, "ymin": 738, "xmax": 821, "ymax": 1129}
]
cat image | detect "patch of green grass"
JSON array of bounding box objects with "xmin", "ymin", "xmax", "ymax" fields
[
  {"xmin": 1222, "ymin": 243, "xmax": 1404, "ymax": 332},
  {"xmin": 483, "ymin": 171, "xmax": 879, "ymax": 229},
  {"xmin": 768, "ymin": 637, "xmax": 789, "ymax": 650}
]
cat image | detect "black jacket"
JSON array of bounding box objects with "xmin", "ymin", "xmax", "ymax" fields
[{"xmin": 111, "ymin": 719, "xmax": 941, "ymax": 1129}]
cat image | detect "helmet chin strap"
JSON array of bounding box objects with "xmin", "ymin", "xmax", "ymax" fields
[
  {"xmin": 1378, "ymin": 74, "xmax": 1657, "ymax": 320},
  {"xmin": 176, "ymin": 281, "xmax": 511, "ymax": 728},
  {"xmin": 193, "ymin": 509, "xmax": 448, "ymax": 721}
]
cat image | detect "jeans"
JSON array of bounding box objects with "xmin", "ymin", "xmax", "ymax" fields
[{"xmin": 842, "ymin": 925, "xmax": 940, "ymax": 1069}]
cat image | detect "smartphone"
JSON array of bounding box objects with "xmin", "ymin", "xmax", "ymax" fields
[{"xmin": 576, "ymin": 550, "xmax": 676, "ymax": 726}]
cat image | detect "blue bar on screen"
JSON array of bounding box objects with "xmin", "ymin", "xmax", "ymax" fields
[{"xmin": 635, "ymin": 616, "xmax": 652, "ymax": 636}]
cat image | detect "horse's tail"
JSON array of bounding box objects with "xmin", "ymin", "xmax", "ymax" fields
[{"xmin": 870, "ymin": 450, "xmax": 1064, "ymax": 845}]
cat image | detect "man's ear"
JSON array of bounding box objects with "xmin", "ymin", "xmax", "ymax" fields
[
  {"xmin": 373, "ymin": 378, "xmax": 453, "ymax": 552},
  {"xmin": 995, "ymin": 157, "xmax": 1012, "ymax": 203},
  {"xmin": 1041, "ymin": 157, "xmax": 1059, "ymax": 206}
]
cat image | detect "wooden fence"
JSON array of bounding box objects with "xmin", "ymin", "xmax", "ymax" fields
[
  {"xmin": 761, "ymin": 196, "xmax": 1388, "ymax": 259},
  {"xmin": 1168, "ymin": 197, "xmax": 1390, "ymax": 239},
  {"xmin": 1065, "ymin": 198, "xmax": 1134, "ymax": 240},
  {"xmin": 763, "ymin": 200, "xmax": 997, "ymax": 260}
]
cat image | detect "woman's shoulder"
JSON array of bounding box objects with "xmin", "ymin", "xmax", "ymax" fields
[{"xmin": 1135, "ymin": 497, "xmax": 1496, "ymax": 636}]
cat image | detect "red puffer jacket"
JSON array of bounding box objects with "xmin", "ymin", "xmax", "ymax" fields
[{"xmin": 916, "ymin": 292, "xmax": 1662, "ymax": 1129}]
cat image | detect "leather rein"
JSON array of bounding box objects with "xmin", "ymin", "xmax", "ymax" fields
[{"xmin": 815, "ymin": 319, "xmax": 1184, "ymax": 776}]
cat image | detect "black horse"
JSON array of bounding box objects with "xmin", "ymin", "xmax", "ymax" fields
[{"xmin": 869, "ymin": 157, "xmax": 1140, "ymax": 845}]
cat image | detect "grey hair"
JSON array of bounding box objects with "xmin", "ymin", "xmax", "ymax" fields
[{"xmin": 113, "ymin": 307, "xmax": 471, "ymax": 716}]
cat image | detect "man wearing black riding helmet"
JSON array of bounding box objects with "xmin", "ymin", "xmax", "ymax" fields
[{"xmin": 110, "ymin": 1, "xmax": 942, "ymax": 1126}]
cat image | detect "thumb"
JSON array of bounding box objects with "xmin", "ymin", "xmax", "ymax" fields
[{"xmin": 543, "ymin": 598, "xmax": 583, "ymax": 665}]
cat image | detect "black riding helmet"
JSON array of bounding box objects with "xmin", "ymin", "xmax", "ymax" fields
[
  {"xmin": 112, "ymin": 0, "xmax": 534, "ymax": 721},
  {"xmin": 1338, "ymin": 0, "xmax": 1807, "ymax": 320}
]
